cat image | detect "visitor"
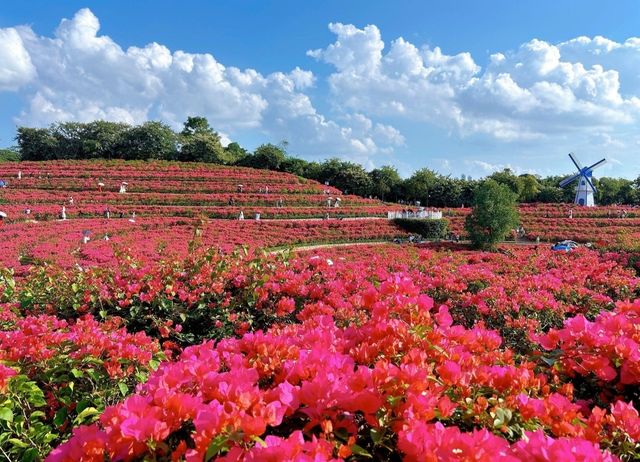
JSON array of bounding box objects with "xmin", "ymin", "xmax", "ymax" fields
[
  {"xmin": 238, "ymin": 211, "xmax": 244, "ymax": 220},
  {"xmin": 568, "ymin": 209, "xmax": 573, "ymax": 219},
  {"xmin": 60, "ymin": 206, "xmax": 67, "ymax": 220},
  {"xmin": 255, "ymin": 212, "xmax": 261, "ymax": 221},
  {"xmin": 69, "ymin": 197, "xmax": 74, "ymax": 206},
  {"xmin": 17, "ymin": 171, "xmax": 21, "ymax": 180},
  {"xmin": 129, "ymin": 211, "xmax": 136, "ymax": 223}
]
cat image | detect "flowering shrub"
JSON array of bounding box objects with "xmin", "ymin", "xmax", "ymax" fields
[
  {"xmin": 0, "ymin": 309, "xmax": 162, "ymax": 459},
  {"xmin": 48, "ymin": 304, "xmax": 633, "ymax": 461},
  {"xmin": 0, "ymin": 244, "xmax": 627, "ymax": 460},
  {"xmin": 537, "ymin": 299, "xmax": 640, "ymax": 410}
]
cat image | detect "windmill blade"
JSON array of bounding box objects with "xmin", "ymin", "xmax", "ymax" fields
[
  {"xmin": 584, "ymin": 174, "xmax": 597, "ymax": 193},
  {"xmin": 568, "ymin": 152, "xmax": 583, "ymax": 171},
  {"xmin": 559, "ymin": 173, "xmax": 581, "ymax": 188},
  {"xmin": 587, "ymin": 158, "xmax": 607, "ymax": 171}
]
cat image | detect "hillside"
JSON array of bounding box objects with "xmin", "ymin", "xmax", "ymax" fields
[{"xmin": 0, "ymin": 160, "xmax": 405, "ymax": 270}]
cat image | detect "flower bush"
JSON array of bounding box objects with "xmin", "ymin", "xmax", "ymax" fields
[
  {"xmin": 0, "ymin": 308, "xmax": 162, "ymax": 459},
  {"xmin": 0, "ymin": 244, "xmax": 637, "ymax": 459}
]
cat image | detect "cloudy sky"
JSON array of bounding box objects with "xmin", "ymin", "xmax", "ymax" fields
[{"xmin": 1, "ymin": 0, "xmax": 640, "ymax": 178}]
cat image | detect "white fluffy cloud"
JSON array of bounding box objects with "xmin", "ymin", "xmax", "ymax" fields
[
  {"xmin": 310, "ymin": 23, "xmax": 640, "ymax": 142},
  {"xmin": 0, "ymin": 27, "xmax": 35, "ymax": 90},
  {"xmin": 0, "ymin": 9, "xmax": 402, "ymax": 161},
  {"xmin": 4, "ymin": 10, "xmax": 640, "ymax": 172}
]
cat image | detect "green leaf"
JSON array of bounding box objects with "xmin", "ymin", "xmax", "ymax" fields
[
  {"xmin": 29, "ymin": 410, "xmax": 46, "ymax": 420},
  {"xmin": 22, "ymin": 447, "xmax": 38, "ymax": 462},
  {"xmin": 74, "ymin": 407, "xmax": 100, "ymax": 424},
  {"xmin": 54, "ymin": 408, "xmax": 68, "ymax": 427},
  {"xmin": 0, "ymin": 407, "xmax": 13, "ymax": 422},
  {"xmin": 118, "ymin": 382, "xmax": 128, "ymax": 396},
  {"xmin": 350, "ymin": 444, "xmax": 372, "ymax": 458},
  {"xmin": 251, "ymin": 435, "xmax": 267, "ymax": 448},
  {"xmin": 75, "ymin": 399, "xmax": 91, "ymax": 415},
  {"xmin": 70, "ymin": 368, "xmax": 84, "ymax": 378},
  {"xmin": 8, "ymin": 437, "xmax": 29, "ymax": 448},
  {"xmin": 205, "ymin": 435, "xmax": 230, "ymax": 461}
]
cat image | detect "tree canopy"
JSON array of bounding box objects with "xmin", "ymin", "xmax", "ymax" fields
[{"xmin": 464, "ymin": 180, "xmax": 520, "ymax": 250}]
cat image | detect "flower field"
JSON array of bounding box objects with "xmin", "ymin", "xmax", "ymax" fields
[
  {"xmin": 1, "ymin": 160, "xmax": 640, "ymax": 460},
  {"xmin": 0, "ymin": 242, "xmax": 639, "ymax": 460},
  {"xmin": 0, "ymin": 161, "xmax": 407, "ymax": 271},
  {"xmin": 444, "ymin": 203, "xmax": 640, "ymax": 248}
]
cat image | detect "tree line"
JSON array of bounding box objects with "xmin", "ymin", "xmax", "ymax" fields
[{"xmin": 7, "ymin": 116, "xmax": 640, "ymax": 206}]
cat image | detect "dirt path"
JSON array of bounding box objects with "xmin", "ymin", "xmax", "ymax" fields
[
  {"xmin": 269, "ymin": 240, "xmax": 389, "ymax": 254},
  {"xmin": 268, "ymin": 236, "xmax": 556, "ymax": 256}
]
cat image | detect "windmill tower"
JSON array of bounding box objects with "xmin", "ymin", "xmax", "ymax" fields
[{"xmin": 559, "ymin": 153, "xmax": 606, "ymax": 207}]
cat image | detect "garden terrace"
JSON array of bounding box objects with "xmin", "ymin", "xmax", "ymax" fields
[
  {"xmin": 0, "ymin": 160, "xmax": 400, "ymax": 220},
  {"xmin": 0, "ymin": 214, "xmax": 405, "ymax": 272}
]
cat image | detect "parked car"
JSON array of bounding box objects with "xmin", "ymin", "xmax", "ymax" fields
[{"xmin": 551, "ymin": 240, "xmax": 579, "ymax": 251}]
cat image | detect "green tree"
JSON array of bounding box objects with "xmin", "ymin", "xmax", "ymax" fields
[
  {"xmin": 401, "ymin": 168, "xmax": 438, "ymax": 203},
  {"xmin": 280, "ymin": 157, "xmax": 311, "ymax": 177},
  {"xmin": 179, "ymin": 117, "xmax": 227, "ymax": 163},
  {"xmin": 369, "ymin": 165, "xmax": 402, "ymax": 200},
  {"xmin": 332, "ymin": 162, "xmax": 372, "ymax": 196},
  {"xmin": 180, "ymin": 116, "xmax": 212, "ymax": 137},
  {"xmin": 79, "ymin": 121, "xmax": 130, "ymax": 159},
  {"xmin": 313, "ymin": 158, "xmax": 372, "ymax": 196},
  {"xmin": 120, "ymin": 121, "xmax": 178, "ymax": 160},
  {"xmin": 596, "ymin": 177, "xmax": 635, "ymax": 205},
  {"xmin": 16, "ymin": 127, "xmax": 58, "ymax": 160},
  {"xmin": 180, "ymin": 133, "xmax": 227, "ymax": 163},
  {"xmin": 224, "ymin": 142, "xmax": 249, "ymax": 165},
  {"xmin": 50, "ymin": 122, "xmax": 87, "ymax": 159},
  {"xmin": 536, "ymin": 186, "xmax": 566, "ymax": 203},
  {"xmin": 488, "ymin": 168, "xmax": 523, "ymax": 197},
  {"xmin": 519, "ymin": 174, "xmax": 540, "ymax": 202},
  {"xmin": 249, "ymin": 144, "xmax": 287, "ymax": 170},
  {"xmin": 464, "ymin": 180, "xmax": 519, "ymax": 250},
  {"xmin": 0, "ymin": 147, "xmax": 20, "ymax": 162}
]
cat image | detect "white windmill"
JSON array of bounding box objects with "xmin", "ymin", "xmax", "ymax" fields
[{"xmin": 559, "ymin": 153, "xmax": 606, "ymax": 207}]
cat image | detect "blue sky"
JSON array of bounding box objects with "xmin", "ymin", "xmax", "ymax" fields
[{"xmin": 1, "ymin": 1, "xmax": 640, "ymax": 178}]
